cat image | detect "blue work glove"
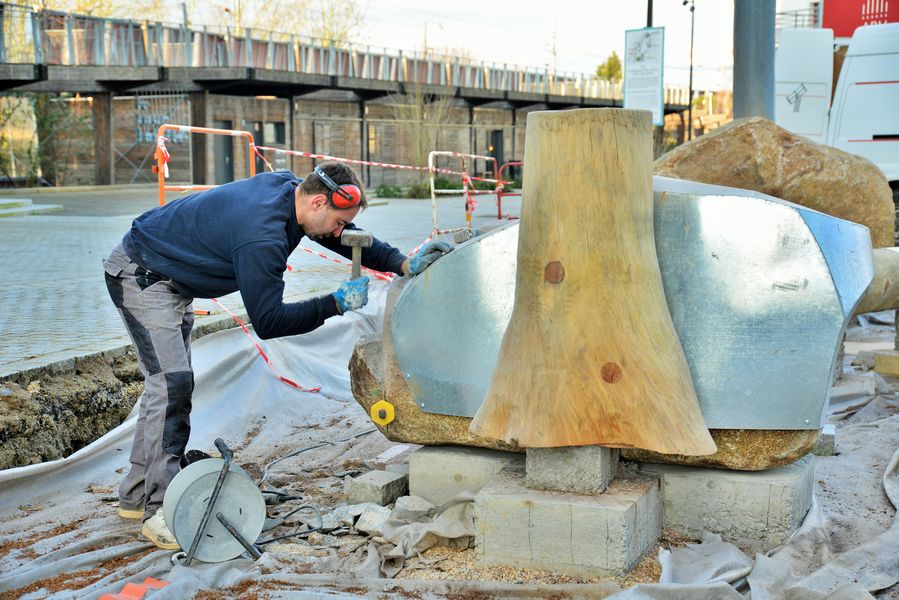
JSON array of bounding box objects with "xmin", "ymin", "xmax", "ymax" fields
[
  {"xmin": 333, "ymin": 276, "xmax": 369, "ymax": 314},
  {"xmin": 404, "ymin": 241, "xmax": 454, "ymax": 276}
]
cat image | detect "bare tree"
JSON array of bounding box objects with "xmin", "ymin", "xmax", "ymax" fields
[
  {"xmin": 38, "ymin": 0, "xmax": 118, "ymax": 17},
  {"xmin": 192, "ymin": 0, "xmax": 365, "ymax": 44},
  {"xmin": 389, "ymin": 83, "xmax": 456, "ymax": 170},
  {"xmin": 304, "ymin": 0, "xmax": 367, "ymax": 46}
]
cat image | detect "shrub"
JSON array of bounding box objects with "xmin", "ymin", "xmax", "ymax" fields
[{"xmin": 374, "ymin": 183, "xmax": 402, "ymax": 198}]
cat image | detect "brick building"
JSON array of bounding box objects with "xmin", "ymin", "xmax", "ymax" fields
[{"xmin": 49, "ymin": 91, "xmax": 530, "ymax": 190}]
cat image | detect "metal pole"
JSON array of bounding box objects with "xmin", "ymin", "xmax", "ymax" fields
[
  {"xmin": 687, "ymin": 1, "xmax": 694, "ymax": 141},
  {"xmin": 733, "ymin": 0, "xmax": 775, "ymax": 119},
  {"xmin": 647, "ymin": 0, "xmax": 653, "ymax": 27}
]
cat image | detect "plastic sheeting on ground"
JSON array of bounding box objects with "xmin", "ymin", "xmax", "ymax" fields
[{"xmin": 0, "ymin": 291, "xmax": 897, "ymax": 599}]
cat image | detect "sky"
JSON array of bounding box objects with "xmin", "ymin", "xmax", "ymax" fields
[{"xmin": 356, "ymin": 0, "xmax": 736, "ymax": 90}]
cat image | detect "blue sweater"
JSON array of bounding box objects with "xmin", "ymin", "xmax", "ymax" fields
[{"xmin": 123, "ymin": 171, "xmax": 407, "ymax": 339}]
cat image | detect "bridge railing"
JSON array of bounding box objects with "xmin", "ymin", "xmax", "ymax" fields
[{"xmin": 0, "ymin": 2, "xmax": 693, "ymax": 104}]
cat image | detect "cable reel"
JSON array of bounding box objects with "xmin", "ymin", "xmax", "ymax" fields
[{"xmin": 163, "ymin": 439, "xmax": 266, "ymax": 564}]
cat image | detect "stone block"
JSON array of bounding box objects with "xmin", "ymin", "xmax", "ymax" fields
[
  {"xmin": 874, "ymin": 351, "xmax": 899, "ymax": 378},
  {"xmin": 346, "ymin": 470, "xmax": 408, "ymax": 506},
  {"xmin": 813, "ymin": 424, "xmax": 836, "ymax": 456},
  {"xmin": 526, "ymin": 445, "xmax": 619, "ymax": 494},
  {"xmin": 639, "ymin": 456, "xmax": 814, "ymax": 549},
  {"xmin": 475, "ymin": 460, "xmax": 661, "ymax": 577},
  {"xmin": 386, "ymin": 463, "xmax": 410, "ymax": 476},
  {"xmin": 409, "ymin": 446, "xmax": 518, "ymax": 506}
]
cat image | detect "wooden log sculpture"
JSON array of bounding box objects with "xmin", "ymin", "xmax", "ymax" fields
[{"xmin": 469, "ymin": 108, "xmax": 717, "ymax": 456}]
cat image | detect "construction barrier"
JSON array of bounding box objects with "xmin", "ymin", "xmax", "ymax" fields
[
  {"xmin": 427, "ymin": 150, "xmax": 505, "ymax": 233},
  {"xmin": 495, "ymin": 161, "xmax": 523, "ymax": 220},
  {"xmin": 154, "ymin": 124, "xmax": 256, "ymax": 206}
]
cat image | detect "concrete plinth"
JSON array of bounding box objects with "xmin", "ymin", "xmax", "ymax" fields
[
  {"xmin": 475, "ymin": 460, "xmax": 661, "ymax": 577},
  {"xmin": 639, "ymin": 456, "xmax": 814, "ymax": 549},
  {"xmin": 409, "ymin": 446, "xmax": 518, "ymax": 506},
  {"xmin": 526, "ymin": 445, "xmax": 619, "ymax": 494}
]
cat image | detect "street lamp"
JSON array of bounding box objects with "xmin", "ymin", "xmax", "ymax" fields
[{"xmin": 683, "ymin": 0, "xmax": 695, "ymax": 141}]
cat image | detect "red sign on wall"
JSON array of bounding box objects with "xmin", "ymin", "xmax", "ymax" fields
[{"xmin": 823, "ymin": 0, "xmax": 899, "ymax": 37}]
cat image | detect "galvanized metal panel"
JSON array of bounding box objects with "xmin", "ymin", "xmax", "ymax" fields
[
  {"xmin": 392, "ymin": 227, "xmax": 517, "ymax": 417},
  {"xmin": 391, "ymin": 177, "xmax": 873, "ymax": 429}
]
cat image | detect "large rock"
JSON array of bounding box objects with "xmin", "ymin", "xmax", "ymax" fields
[
  {"xmin": 654, "ymin": 116, "xmax": 894, "ymax": 248},
  {"xmin": 349, "ymin": 281, "xmax": 818, "ymax": 471},
  {"xmin": 349, "ymin": 280, "xmax": 520, "ymax": 453}
]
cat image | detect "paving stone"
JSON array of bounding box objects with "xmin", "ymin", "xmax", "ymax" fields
[
  {"xmin": 526, "ymin": 445, "xmax": 619, "ymax": 494},
  {"xmin": 638, "ymin": 456, "xmax": 814, "ymax": 550},
  {"xmin": 409, "ymin": 446, "xmax": 518, "ymax": 506},
  {"xmin": 475, "ymin": 459, "xmax": 661, "ymax": 577},
  {"xmin": 346, "ymin": 470, "xmax": 408, "ymax": 506}
]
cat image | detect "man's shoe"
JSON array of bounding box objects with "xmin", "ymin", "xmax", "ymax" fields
[
  {"xmin": 117, "ymin": 506, "xmax": 144, "ymax": 519},
  {"xmin": 141, "ymin": 508, "xmax": 180, "ymax": 550}
]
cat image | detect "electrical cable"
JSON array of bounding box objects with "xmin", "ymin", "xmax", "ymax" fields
[
  {"xmin": 257, "ymin": 427, "xmax": 378, "ymax": 485},
  {"xmin": 256, "ymin": 505, "xmax": 324, "ymax": 544},
  {"xmin": 250, "ymin": 427, "xmax": 379, "ymax": 547}
]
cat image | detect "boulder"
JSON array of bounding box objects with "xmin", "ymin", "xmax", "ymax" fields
[
  {"xmin": 620, "ymin": 429, "xmax": 818, "ymax": 471},
  {"xmin": 654, "ymin": 116, "xmax": 894, "ymax": 248}
]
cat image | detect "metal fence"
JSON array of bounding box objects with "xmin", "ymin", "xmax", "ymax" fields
[
  {"xmin": 775, "ymin": 7, "xmax": 821, "ymax": 29},
  {"xmin": 0, "ymin": 2, "xmax": 693, "ymax": 104}
]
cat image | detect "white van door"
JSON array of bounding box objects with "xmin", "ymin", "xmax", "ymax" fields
[
  {"xmin": 775, "ymin": 28, "xmax": 834, "ymax": 144},
  {"xmin": 828, "ymin": 23, "xmax": 899, "ymax": 184}
]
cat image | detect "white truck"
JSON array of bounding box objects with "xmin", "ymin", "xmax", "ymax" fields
[{"xmin": 776, "ymin": 23, "xmax": 899, "ymax": 209}]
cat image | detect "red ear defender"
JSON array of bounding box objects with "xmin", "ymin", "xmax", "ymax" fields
[
  {"xmin": 331, "ymin": 183, "xmax": 362, "ymax": 209},
  {"xmin": 313, "ymin": 166, "xmax": 362, "ymax": 209}
]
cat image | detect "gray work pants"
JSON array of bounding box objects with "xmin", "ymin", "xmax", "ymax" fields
[{"xmin": 103, "ymin": 242, "xmax": 194, "ymax": 521}]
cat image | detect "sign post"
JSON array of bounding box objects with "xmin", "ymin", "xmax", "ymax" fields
[{"xmin": 624, "ymin": 27, "xmax": 665, "ymax": 126}]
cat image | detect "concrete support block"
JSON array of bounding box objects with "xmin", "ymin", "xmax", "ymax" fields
[
  {"xmin": 346, "ymin": 470, "xmax": 408, "ymax": 506},
  {"xmin": 639, "ymin": 456, "xmax": 814, "ymax": 549},
  {"xmin": 475, "ymin": 461, "xmax": 661, "ymax": 577},
  {"xmin": 874, "ymin": 350, "xmax": 899, "ymax": 377},
  {"xmin": 813, "ymin": 424, "xmax": 836, "ymax": 456},
  {"xmin": 409, "ymin": 446, "xmax": 517, "ymax": 506},
  {"xmin": 526, "ymin": 445, "xmax": 619, "ymax": 494}
]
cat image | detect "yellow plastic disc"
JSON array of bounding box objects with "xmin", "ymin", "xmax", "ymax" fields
[{"xmin": 370, "ymin": 399, "xmax": 395, "ymax": 426}]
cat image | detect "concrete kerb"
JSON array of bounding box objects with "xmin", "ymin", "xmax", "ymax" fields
[{"xmin": 0, "ymin": 308, "xmax": 246, "ymax": 383}]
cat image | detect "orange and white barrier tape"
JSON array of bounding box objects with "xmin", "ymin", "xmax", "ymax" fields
[
  {"xmin": 209, "ymin": 299, "xmax": 322, "ymax": 393},
  {"xmin": 290, "ymin": 247, "xmax": 395, "ymax": 281},
  {"xmin": 155, "ymin": 136, "xmax": 171, "ymax": 178},
  {"xmin": 253, "ymin": 145, "xmax": 504, "ymax": 184}
]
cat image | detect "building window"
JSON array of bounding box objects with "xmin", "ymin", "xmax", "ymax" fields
[{"xmin": 264, "ymin": 122, "xmax": 286, "ymax": 145}]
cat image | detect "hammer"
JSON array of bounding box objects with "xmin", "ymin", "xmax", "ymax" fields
[{"xmin": 340, "ymin": 230, "xmax": 373, "ymax": 279}]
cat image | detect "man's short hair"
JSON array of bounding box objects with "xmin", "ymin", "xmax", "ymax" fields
[{"xmin": 300, "ymin": 161, "xmax": 368, "ymax": 210}]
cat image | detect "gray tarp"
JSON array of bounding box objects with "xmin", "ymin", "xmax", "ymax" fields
[{"xmin": 0, "ymin": 289, "xmax": 897, "ymax": 598}]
